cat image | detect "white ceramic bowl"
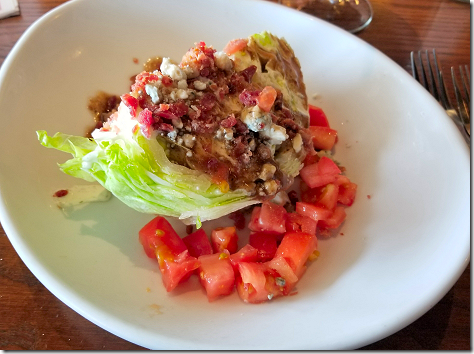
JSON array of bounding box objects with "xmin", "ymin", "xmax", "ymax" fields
[{"xmin": 0, "ymin": 0, "xmax": 469, "ymax": 349}]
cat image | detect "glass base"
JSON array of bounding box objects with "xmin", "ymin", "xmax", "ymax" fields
[{"xmin": 280, "ymin": 0, "xmax": 373, "ymax": 33}]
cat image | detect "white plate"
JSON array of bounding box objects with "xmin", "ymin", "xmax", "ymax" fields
[{"xmin": 0, "ymin": 0, "xmax": 470, "ymax": 350}]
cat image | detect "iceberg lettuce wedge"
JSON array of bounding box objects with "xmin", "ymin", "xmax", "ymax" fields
[{"xmin": 37, "ymin": 130, "xmax": 258, "ymax": 224}]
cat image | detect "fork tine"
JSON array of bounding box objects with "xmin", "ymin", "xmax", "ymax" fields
[
  {"xmin": 432, "ymin": 50, "xmax": 451, "ymax": 110},
  {"xmin": 451, "ymin": 66, "xmax": 470, "ymax": 135},
  {"xmin": 425, "ymin": 50, "xmax": 440, "ymax": 101},
  {"xmin": 459, "ymin": 65, "xmax": 470, "ymax": 106},
  {"xmin": 417, "ymin": 51, "xmax": 428, "ymax": 90},
  {"xmin": 410, "ymin": 51, "xmax": 418, "ymax": 81}
]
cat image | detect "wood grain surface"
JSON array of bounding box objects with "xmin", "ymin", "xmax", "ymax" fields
[{"xmin": 0, "ymin": 0, "xmax": 470, "ymax": 350}]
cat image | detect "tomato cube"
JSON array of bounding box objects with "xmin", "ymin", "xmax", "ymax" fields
[
  {"xmin": 296, "ymin": 202, "xmax": 333, "ymax": 222},
  {"xmin": 236, "ymin": 262, "xmax": 271, "ymax": 303},
  {"xmin": 334, "ymin": 175, "xmax": 358, "ymax": 206},
  {"xmin": 257, "ymin": 86, "xmax": 278, "ymax": 112},
  {"xmin": 275, "ymin": 232, "xmax": 318, "ymax": 278},
  {"xmin": 138, "ymin": 216, "xmax": 200, "ymax": 292},
  {"xmin": 159, "ymin": 251, "xmax": 200, "ymax": 292},
  {"xmin": 265, "ymin": 255, "xmax": 299, "ymax": 294},
  {"xmin": 198, "ymin": 252, "xmax": 235, "ymax": 301},
  {"xmin": 285, "ymin": 212, "xmax": 318, "ymax": 235},
  {"xmin": 183, "ymin": 228, "xmax": 213, "ymax": 258},
  {"xmin": 308, "ymin": 126, "xmax": 338, "ymax": 151},
  {"xmin": 308, "ymin": 105, "xmax": 330, "ymax": 128},
  {"xmin": 211, "ymin": 226, "xmax": 239, "ymax": 254},
  {"xmin": 248, "ymin": 202, "xmax": 287, "ymax": 235},
  {"xmin": 229, "ymin": 244, "xmax": 259, "ymax": 272},
  {"xmin": 223, "ymin": 38, "xmax": 248, "ymax": 55},
  {"xmin": 138, "ymin": 216, "xmax": 187, "ymax": 259},
  {"xmin": 319, "ymin": 206, "xmax": 347, "ymax": 230},
  {"xmin": 300, "ymin": 156, "xmax": 341, "ymax": 189},
  {"xmin": 249, "ymin": 232, "xmax": 278, "ymax": 262}
]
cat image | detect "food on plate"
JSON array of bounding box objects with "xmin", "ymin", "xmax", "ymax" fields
[
  {"xmin": 37, "ymin": 31, "xmax": 314, "ymax": 224},
  {"xmin": 138, "ymin": 104, "xmax": 358, "ymax": 303},
  {"xmin": 36, "ymin": 31, "xmax": 358, "ymax": 303}
]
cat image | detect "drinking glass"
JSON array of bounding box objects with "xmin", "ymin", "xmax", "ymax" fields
[{"xmin": 278, "ymin": 0, "xmax": 373, "ymax": 33}]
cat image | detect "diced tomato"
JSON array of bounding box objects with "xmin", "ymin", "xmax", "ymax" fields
[
  {"xmin": 265, "ymin": 255, "xmax": 299, "ymax": 294},
  {"xmin": 275, "ymin": 232, "xmax": 317, "ymax": 278},
  {"xmin": 138, "ymin": 216, "xmax": 200, "ymax": 292},
  {"xmin": 308, "ymin": 105, "xmax": 330, "ymax": 128},
  {"xmin": 308, "ymin": 126, "xmax": 338, "ymax": 151},
  {"xmin": 285, "ymin": 212, "xmax": 318, "ymax": 235},
  {"xmin": 183, "ymin": 228, "xmax": 213, "ymax": 258},
  {"xmin": 248, "ymin": 201, "xmax": 286, "ymax": 235},
  {"xmin": 223, "ymin": 38, "xmax": 248, "ymax": 55},
  {"xmin": 159, "ymin": 250, "xmax": 200, "ymax": 292},
  {"xmin": 319, "ymin": 206, "xmax": 347, "ymax": 230},
  {"xmin": 247, "ymin": 206, "xmax": 261, "ymax": 232},
  {"xmin": 296, "ymin": 202, "xmax": 333, "ymax": 222},
  {"xmin": 303, "ymin": 183, "xmax": 339, "ymax": 211},
  {"xmin": 300, "ymin": 156, "xmax": 341, "ymax": 189},
  {"xmin": 198, "ymin": 252, "xmax": 235, "ymax": 301},
  {"xmin": 236, "ymin": 262, "xmax": 271, "ymax": 303},
  {"xmin": 211, "ymin": 226, "xmax": 239, "ymax": 254},
  {"xmin": 257, "ymin": 86, "xmax": 278, "ymax": 112},
  {"xmin": 334, "ymin": 175, "xmax": 358, "ymax": 206},
  {"xmin": 229, "ymin": 244, "xmax": 259, "ymax": 272},
  {"xmin": 249, "ymin": 232, "xmax": 278, "ymax": 262},
  {"xmin": 138, "ymin": 216, "xmax": 187, "ymax": 259}
]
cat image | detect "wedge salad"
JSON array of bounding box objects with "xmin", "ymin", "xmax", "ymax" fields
[{"xmin": 38, "ymin": 32, "xmax": 357, "ymax": 303}]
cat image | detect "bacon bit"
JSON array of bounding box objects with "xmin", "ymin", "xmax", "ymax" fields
[
  {"xmin": 367, "ymin": 195, "xmax": 371, "ymax": 199},
  {"xmin": 131, "ymin": 71, "xmax": 159, "ymax": 92},
  {"xmin": 169, "ymin": 102, "xmax": 188, "ymax": 118},
  {"xmin": 133, "ymin": 57, "xmax": 139, "ymax": 64},
  {"xmin": 229, "ymin": 210, "xmax": 246, "ymax": 230},
  {"xmin": 220, "ymin": 114, "xmax": 237, "ymax": 128},
  {"xmin": 223, "ymin": 38, "xmax": 248, "ymax": 55},
  {"xmin": 199, "ymin": 93, "xmax": 216, "ymax": 112},
  {"xmin": 239, "ymin": 89, "xmax": 260, "ymax": 106},
  {"xmin": 240, "ymin": 65, "xmax": 257, "ymax": 83},
  {"xmin": 138, "ymin": 108, "xmax": 153, "ymax": 126},
  {"xmin": 158, "ymin": 123, "xmax": 174, "ymax": 132},
  {"xmin": 161, "ymin": 76, "xmax": 173, "ymax": 86},
  {"xmin": 340, "ymin": 232, "xmax": 344, "ymax": 236},
  {"xmin": 120, "ymin": 93, "xmax": 139, "ymax": 117},
  {"xmin": 53, "ymin": 189, "xmax": 68, "ymax": 198}
]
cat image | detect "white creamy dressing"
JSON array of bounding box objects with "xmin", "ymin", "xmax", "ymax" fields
[{"xmin": 54, "ymin": 184, "xmax": 112, "ymax": 209}]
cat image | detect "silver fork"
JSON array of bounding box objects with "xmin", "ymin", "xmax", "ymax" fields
[
  {"xmin": 451, "ymin": 65, "xmax": 470, "ymax": 135},
  {"xmin": 410, "ymin": 49, "xmax": 470, "ymax": 141}
]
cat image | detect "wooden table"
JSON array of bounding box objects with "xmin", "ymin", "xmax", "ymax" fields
[{"xmin": 0, "ymin": 0, "xmax": 470, "ymax": 350}]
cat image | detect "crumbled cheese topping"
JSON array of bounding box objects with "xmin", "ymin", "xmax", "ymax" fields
[
  {"xmin": 160, "ymin": 57, "xmax": 187, "ymax": 81},
  {"xmin": 260, "ymin": 123, "xmax": 288, "ymax": 145},
  {"xmin": 241, "ymin": 106, "xmax": 272, "ymax": 132},
  {"xmin": 145, "ymin": 84, "xmax": 160, "ymax": 104},
  {"xmin": 194, "ymin": 80, "xmax": 207, "ymax": 90},
  {"xmin": 214, "ymin": 51, "xmax": 233, "ymax": 71}
]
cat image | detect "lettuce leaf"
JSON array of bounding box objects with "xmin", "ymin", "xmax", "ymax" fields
[{"xmin": 37, "ymin": 130, "xmax": 258, "ymax": 224}]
